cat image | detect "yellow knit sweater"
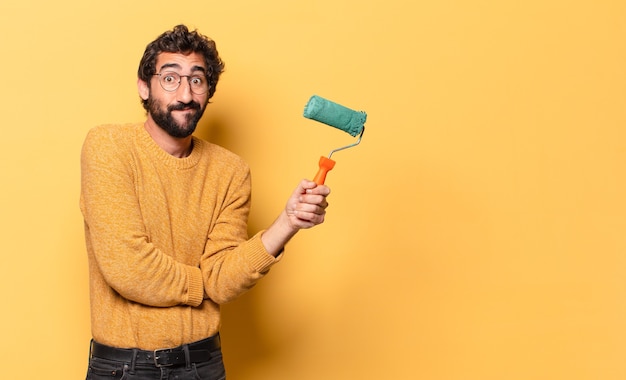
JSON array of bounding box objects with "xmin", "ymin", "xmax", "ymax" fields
[{"xmin": 80, "ymin": 123, "xmax": 279, "ymax": 350}]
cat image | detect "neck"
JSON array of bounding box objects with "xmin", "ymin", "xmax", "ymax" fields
[{"xmin": 143, "ymin": 118, "xmax": 193, "ymax": 158}]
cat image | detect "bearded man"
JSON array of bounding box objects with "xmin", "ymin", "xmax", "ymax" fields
[{"xmin": 80, "ymin": 25, "xmax": 330, "ymax": 380}]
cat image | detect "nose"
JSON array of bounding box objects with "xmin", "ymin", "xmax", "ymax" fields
[{"xmin": 176, "ymin": 77, "xmax": 194, "ymax": 103}]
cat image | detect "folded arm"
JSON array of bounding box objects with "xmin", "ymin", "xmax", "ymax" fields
[{"xmin": 80, "ymin": 130, "xmax": 204, "ymax": 307}]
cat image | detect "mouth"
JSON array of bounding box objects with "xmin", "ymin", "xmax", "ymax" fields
[
  {"xmin": 170, "ymin": 106, "xmax": 199, "ymax": 121},
  {"xmin": 173, "ymin": 108, "xmax": 195, "ymax": 113},
  {"xmin": 170, "ymin": 102, "xmax": 201, "ymax": 112}
]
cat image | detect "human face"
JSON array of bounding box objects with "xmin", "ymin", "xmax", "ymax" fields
[{"xmin": 141, "ymin": 52, "xmax": 210, "ymax": 138}]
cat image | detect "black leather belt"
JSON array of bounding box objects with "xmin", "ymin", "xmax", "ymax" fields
[{"xmin": 90, "ymin": 334, "xmax": 221, "ymax": 368}]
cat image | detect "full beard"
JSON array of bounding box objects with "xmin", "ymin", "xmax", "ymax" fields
[{"xmin": 148, "ymin": 97, "xmax": 205, "ymax": 138}]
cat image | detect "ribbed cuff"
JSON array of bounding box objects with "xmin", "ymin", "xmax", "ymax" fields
[
  {"xmin": 186, "ymin": 266, "xmax": 204, "ymax": 307},
  {"xmin": 247, "ymin": 231, "xmax": 282, "ymax": 273}
]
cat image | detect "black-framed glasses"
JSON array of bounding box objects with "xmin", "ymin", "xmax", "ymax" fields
[{"xmin": 153, "ymin": 72, "xmax": 210, "ymax": 95}]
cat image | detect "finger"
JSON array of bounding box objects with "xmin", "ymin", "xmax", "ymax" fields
[
  {"xmin": 304, "ymin": 184, "xmax": 331, "ymax": 196},
  {"xmin": 300, "ymin": 179, "xmax": 317, "ymax": 192},
  {"xmin": 293, "ymin": 209, "xmax": 326, "ymax": 225},
  {"xmin": 295, "ymin": 202, "xmax": 326, "ymax": 216},
  {"xmin": 298, "ymin": 194, "xmax": 328, "ymax": 208}
]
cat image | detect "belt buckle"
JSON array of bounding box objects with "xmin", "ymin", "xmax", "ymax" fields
[{"xmin": 153, "ymin": 348, "xmax": 174, "ymax": 367}]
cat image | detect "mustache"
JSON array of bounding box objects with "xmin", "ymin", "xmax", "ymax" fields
[{"xmin": 168, "ymin": 101, "xmax": 201, "ymax": 112}]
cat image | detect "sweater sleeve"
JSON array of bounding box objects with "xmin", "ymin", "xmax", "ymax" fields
[
  {"xmin": 80, "ymin": 127, "xmax": 204, "ymax": 307},
  {"xmin": 200, "ymin": 162, "xmax": 280, "ymax": 304}
]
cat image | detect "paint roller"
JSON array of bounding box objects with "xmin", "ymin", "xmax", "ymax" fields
[{"xmin": 303, "ymin": 95, "xmax": 367, "ymax": 185}]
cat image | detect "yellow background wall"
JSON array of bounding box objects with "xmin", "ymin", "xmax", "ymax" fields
[{"xmin": 1, "ymin": 1, "xmax": 624, "ymax": 379}]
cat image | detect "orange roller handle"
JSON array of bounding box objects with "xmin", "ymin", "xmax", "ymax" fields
[{"xmin": 313, "ymin": 156, "xmax": 336, "ymax": 185}]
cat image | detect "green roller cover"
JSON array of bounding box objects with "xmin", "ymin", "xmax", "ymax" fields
[{"xmin": 303, "ymin": 95, "xmax": 367, "ymax": 137}]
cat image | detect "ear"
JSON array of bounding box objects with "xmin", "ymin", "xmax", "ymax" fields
[{"xmin": 137, "ymin": 78, "xmax": 150, "ymax": 101}]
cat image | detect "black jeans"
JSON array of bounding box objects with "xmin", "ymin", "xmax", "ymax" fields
[{"xmin": 86, "ymin": 338, "xmax": 226, "ymax": 380}]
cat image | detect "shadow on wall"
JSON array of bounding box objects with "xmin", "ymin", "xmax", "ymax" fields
[{"xmin": 196, "ymin": 116, "xmax": 230, "ymax": 149}]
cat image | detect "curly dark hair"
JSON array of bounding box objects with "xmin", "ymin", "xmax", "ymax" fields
[{"xmin": 137, "ymin": 25, "xmax": 225, "ymax": 109}]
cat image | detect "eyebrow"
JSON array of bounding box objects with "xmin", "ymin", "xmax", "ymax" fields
[{"xmin": 159, "ymin": 62, "xmax": 207, "ymax": 74}]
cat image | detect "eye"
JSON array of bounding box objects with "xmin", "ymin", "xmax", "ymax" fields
[
  {"xmin": 190, "ymin": 76, "xmax": 205, "ymax": 86},
  {"xmin": 163, "ymin": 74, "xmax": 177, "ymax": 83}
]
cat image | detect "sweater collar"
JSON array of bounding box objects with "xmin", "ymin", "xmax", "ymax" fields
[{"xmin": 136, "ymin": 123, "xmax": 203, "ymax": 170}]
